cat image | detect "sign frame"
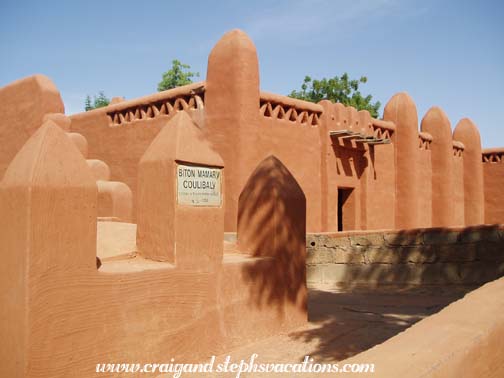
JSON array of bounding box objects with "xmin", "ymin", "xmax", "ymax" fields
[{"xmin": 176, "ymin": 163, "xmax": 223, "ymax": 207}]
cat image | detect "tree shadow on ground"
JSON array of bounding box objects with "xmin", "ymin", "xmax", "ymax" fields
[
  {"xmin": 289, "ymin": 284, "xmax": 478, "ymax": 362},
  {"xmin": 234, "ymin": 153, "xmax": 504, "ymax": 362},
  {"xmin": 293, "ymin": 225, "xmax": 504, "ymax": 361}
]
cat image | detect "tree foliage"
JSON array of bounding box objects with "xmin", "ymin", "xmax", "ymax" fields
[
  {"xmin": 289, "ymin": 73, "xmax": 381, "ymax": 118},
  {"xmin": 157, "ymin": 59, "xmax": 199, "ymax": 92},
  {"xmin": 84, "ymin": 91, "xmax": 110, "ymax": 111}
]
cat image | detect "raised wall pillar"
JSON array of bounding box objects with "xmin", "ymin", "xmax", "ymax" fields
[
  {"xmin": 137, "ymin": 112, "xmax": 224, "ymax": 270},
  {"xmin": 483, "ymin": 148, "xmax": 504, "ymax": 224},
  {"xmin": 453, "ymin": 118, "xmax": 485, "ymax": 225},
  {"xmin": 383, "ymin": 93, "xmax": 419, "ymax": 229},
  {"xmin": 358, "ymin": 110, "xmax": 373, "ymax": 229},
  {"xmin": 318, "ymin": 100, "xmax": 335, "ymax": 231},
  {"xmin": 421, "ymin": 107, "xmax": 454, "ymax": 227},
  {"xmin": 0, "ymin": 75, "xmax": 64, "ymax": 179},
  {"xmin": 0, "ymin": 121, "xmax": 97, "ymax": 377},
  {"xmin": 452, "ymin": 144, "xmax": 466, "ymax": 226},
  {"xmin": 205, "ymin": 29, "xmax": 260, "ymax": 232}
]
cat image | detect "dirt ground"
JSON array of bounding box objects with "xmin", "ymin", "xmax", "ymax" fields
[
  {"xmin": 95, "ymin": 225, "xmax": 481, "ymax": 377},
  {"xmin": 156, "ymin": 283, "xmax": 478, "ymax": 378}
]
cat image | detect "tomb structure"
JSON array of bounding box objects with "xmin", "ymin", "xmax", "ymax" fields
[
  {"xmin": 0, "ymin": 29, "xmax": 503, "ymax": 378},
  {"xmin": 1, "ymin": 30, "xmax": 502, "ymax": 233}
]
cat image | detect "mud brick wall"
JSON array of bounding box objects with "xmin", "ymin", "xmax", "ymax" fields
[{"xmin": 307, "ymin": 225, "xmax": 504, "ymax": 286}]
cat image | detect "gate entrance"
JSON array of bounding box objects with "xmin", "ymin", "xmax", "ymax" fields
[{"xmin": 338, "ymin": 187, "xmax": 355, "ymax": 231}]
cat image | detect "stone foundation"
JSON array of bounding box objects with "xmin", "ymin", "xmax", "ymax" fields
[{"xmin": 307, "ymin": 225, "xmax": 504, "ymax": 286}]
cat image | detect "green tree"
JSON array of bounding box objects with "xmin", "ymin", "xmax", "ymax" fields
[
  {"xmin": 84, "ymin": 91, "xmax": 110, "ymax": 111},
  {"xmin": 289, "ymin": 73, "xmax": 381, "ymax": 118},
  {"xmin": 157, "ymin": 59, "xmax": 199, "ymax": 91}
]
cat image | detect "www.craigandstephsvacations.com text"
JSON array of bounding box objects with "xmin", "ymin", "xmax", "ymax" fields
[{"xmin": 96, "ymin": 354, "xmax": 375, "ymax": 377}]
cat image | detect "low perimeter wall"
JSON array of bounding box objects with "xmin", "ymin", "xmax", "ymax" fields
[
  {"xmin": 307, "ymin": 225, "xmax": 504, "ymax": 286},
  {"xmin": 340, "ymin": 275, "xmax": 504, "ymax": 378}
]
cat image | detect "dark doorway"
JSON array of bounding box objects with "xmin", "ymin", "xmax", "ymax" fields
[{"xmin": 338, "ymin": 188, "xmax": 354, "ymax": 231}]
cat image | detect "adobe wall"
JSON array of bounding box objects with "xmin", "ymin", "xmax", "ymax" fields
[
  {"xmin": 0, "ymin": 75, "xmax": 64, "ymax": 179},
  {"xmin": 204, "ymin": 30, "xmax": 261, "ymax": 232},
  {"xmin": 339, "ymin": 276, "xmax": 504, "ymax": 378},
  {"xmin": 0, "ymin": 120, "xmax": 307, "ymax": 378},
  {"xmin": 1, "ymin": 27, "xmax": 504, "ymax": 378},
  {"xmin": 421, "ymin": 107, "xmax": 454, "ymax": 227},
  {"xmin": 257, "ymin": 93, "xmax": 323, "ymax": 231},
  {"xmin": 454, "ymin": 119, "xmax": 485, "ymax": 225},
  {"xmin": 322, "ymin": 103, "xmax": 367, "ymax": 232},
  {"xmin": 69, "ymin": 83, "xmax": 205, "ymax": 221},
  {"xmin": 384, "ymin": 93, "xmax": 420, "ymax": 229},
  {"xmin": 2, "ymin": 29, "xmax": 501, "ymax": 233},
  {"xmin": 318, "ymin": 102, "xmax": 396, "ymax": 232},
  {"xmin": 306, "ymin": 225, "xmax": 504, "ymax": 287},
  {"xmin": 362, "ymin": 126, "xmax": 395, "ymax": 231},
  {"xmin": 66, "ymin": 30, "xmax": 503, "ymax": 232},
  {"xmin": 452, "ymin": 142, "xmax": 465, "ymax": 226},
  {"xmin": 483, "ymin": 148, "xmax": 504, "ymax": 224},
  {"xmin": 417, "ymin": 133, "xmax": 433, "ymax": 228}
]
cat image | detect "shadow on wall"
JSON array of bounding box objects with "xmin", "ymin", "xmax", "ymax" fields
[
  {"xmin": 307, "ymin": 225, "xmax": 504, "ymax": 288},
  {"xmin": 368, "ymin": 147, "xmax": 376, "ymax": 180},
  {"xmin": 361, "ymin": 226, "xmax": 504, "ymax": 286},
  {"xmin": 332, "ymin": 143, "xmax": 367, "ymax": 178},
  {"xmin": 237, "ymin": 155, "xmax": 307, "ymax": 314},
  {"xmin": 292, "ymin": 226, "xmax": 504, "ymax": 361}
]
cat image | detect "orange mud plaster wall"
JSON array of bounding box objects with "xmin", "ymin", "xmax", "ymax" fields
[
  {"xmin": 0, "ymin": 121, "xmax": 306, "ymax": 378},
  {"xmin": 454, "ymin": 118, "xmax": 485, "ymax": 225},
  {"xmin": 257, "ymin": 93, "xmax": 323, "ymax": 231},
  {"xmin": 483, "ymin": 148, "xmax": 504, "ymax": 224},
  {"xmin": 69, "ymin": 83, "xmax": 206, "ymax": 222},
  {"xmin": 421, "ymin": 107, "xmax": 455, "ymax": 227},
  {"xmin": 325, "ymin": 134, "xmax": 365, "ymax": 231},
  {"xmin": 339, "ymin": 276, "xmax": 504, "ymax": 378},
  {"xmin": 363, "ymin": 141, "xmax": 395, "ymax": 230},
  {"xmin": 1, "ymin": 26, "xmax": 504, "ymax": 378},
  {"xmin": 318, "ymin": 101, "xmax": 396, "ymax": 231},
  {"xmin": 0, "ymin": 75, "xmax": 64, "ymax": 179},
  {"xmin": 8, "ymin": 29, "xmax": 501, "ymax": 232},
  {"xmin": 452, "ymin": 142, "xmax": 465, "ymax": 226},
  {"xmin": 417, "ymin": 133, "xmax": 433, "ymax": 228}
]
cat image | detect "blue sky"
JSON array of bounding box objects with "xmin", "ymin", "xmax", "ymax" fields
[{"xmin": 1, "ymin": 0, "xmax": 503, "ymax": 147}]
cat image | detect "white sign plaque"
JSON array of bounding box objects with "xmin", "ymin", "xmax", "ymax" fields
[{"xmin": 177, "ymin": 164, "xmax": 222, "ymax": 206}]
